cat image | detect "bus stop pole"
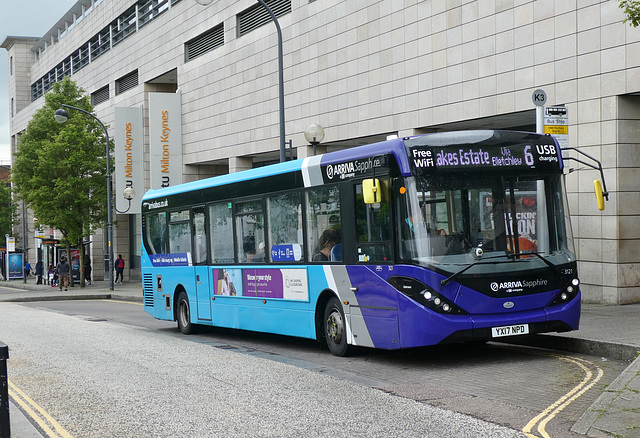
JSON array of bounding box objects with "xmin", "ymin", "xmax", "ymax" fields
[
  {"xmin": 535, "ymin": 93, "xmax": 549, "ymax": 255},
  {"xmin": 0, "ymin": 342, "xmax": 9, "ymax": 438}
]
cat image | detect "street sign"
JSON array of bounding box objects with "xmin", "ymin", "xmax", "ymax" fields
[
  {"xmin": 544, "ymin": 106, "xmax": 568, "ymax": 149},
  {"xmin": 532, "ymin": 89, "xmax": 547, "ymax": 106},
  {"xmin": 5, "ymin": 237, "xmax": 14, "ymax": 253}
]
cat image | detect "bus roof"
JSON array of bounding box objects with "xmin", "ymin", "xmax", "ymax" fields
[
  {"xmin": 142, "ymin": 130, "xmax": 562, "ymax": 201},
  {"xmin": 142, "ymin": 137, "xmax": 410, "ymax": 201}
]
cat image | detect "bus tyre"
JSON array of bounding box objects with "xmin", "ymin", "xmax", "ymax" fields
[
  {"xmin": 177, "ymin": 292, "xmax": 192, "ymax": 335},
  {"xmin": 324, "ymin": 297, "xmax": 351, "ymax": 357}
]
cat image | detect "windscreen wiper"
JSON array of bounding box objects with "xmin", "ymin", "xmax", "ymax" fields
[
  {"xmin": 506, "ymin": 250, "xmax": 563, "ymax": 278},
  {"xmin": 440, "ymin": 256, "xmax": 506, "ymax": 288},
  {"xmin": 440, "ymin": 251, "xmax": 562, "ymax": 288}
]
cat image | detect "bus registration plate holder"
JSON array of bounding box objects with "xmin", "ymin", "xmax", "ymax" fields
[{"xmin": 491, "ymin": 324, "xmax": 529, "ymax": 338}]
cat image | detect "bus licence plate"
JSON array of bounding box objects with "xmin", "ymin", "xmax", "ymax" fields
[{"xmin": 491, "ymin": 324, "xmax": 529, "ymax": 338}]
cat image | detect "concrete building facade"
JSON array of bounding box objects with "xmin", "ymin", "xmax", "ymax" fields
[{"xmin": 2, "ymin": 0, "xmax": 640, "ymax": 303}]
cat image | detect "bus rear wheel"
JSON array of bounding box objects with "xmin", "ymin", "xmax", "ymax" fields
[
  {"xmin": 324, "ymin": 297, "xmax": 352, "ymax": 356},
  {"xmin": 176, "ymin": 291, "xmax": 192, "ymax": 334}
]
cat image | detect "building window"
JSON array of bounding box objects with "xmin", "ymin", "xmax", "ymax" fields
[
  {"xmin": 115, "ymin": 70, "xmax": 139, "ymax": 95},
  {"xmin": 91, "ymin": 85, "xmax": 110, "ymax": 106},
  {"xmin": 31, "ymin": 80, "xmax": 43, "ymax": 101},
  {"xmin": 9, "ymin": 56, "xmax": 13, "ymax": 75},
  {"xmin": 185, "ymin": 24, "xmax": 224, "ymax": 62},
  {"xmin": 30, "ymin": 0, "xmax": 183, "ymax": 102},
  {"xmin": 237, "ymin": 0, "xmax": 291, "ymax": 37},
  {"xmin": 11, "ymin": 99, "xmax": 14, "ymax": 118},
  {"xmin": 89, "ymin": 27, "xmax": 111, "ymax": 61},
  {"xmin": 139, "ymin": 0, "xmax": 170, "ymax": 29},
  {"xmin": 112, "ymin": 6, "xmax": 137, "ymax": 46}
]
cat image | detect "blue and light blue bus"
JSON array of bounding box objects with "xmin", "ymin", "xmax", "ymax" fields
[{"xmin": 141, "ymin": 130, "xmax": 606, "ymax": 356}]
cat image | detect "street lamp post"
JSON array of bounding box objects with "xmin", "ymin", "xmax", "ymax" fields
[
  {"xmin": 195, "ymin": 0, "xmax": 286, "ymax": 162},
  {"xmin": 304, "ymin": 124, "xmax": 325, "ymax": 156},
  {"xmin": 54, "ymin": 104, "xmax": 114, "ymax": 291}
]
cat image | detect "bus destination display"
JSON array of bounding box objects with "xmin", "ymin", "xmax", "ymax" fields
[{"xmin": 409, "ymin": 142, "xmax": 561, "ymax": 172}]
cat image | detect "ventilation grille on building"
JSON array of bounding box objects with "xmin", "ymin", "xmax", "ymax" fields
[
  {"xmin": 116, "ymin": 70, "xmax": 139, "ymax": 95},
  {"xmin": 237, "ymin": 0, "xmax": 291, "ymax": 37},
  {"xmin": 185, "ymin": 24, "xmax": 224, "ymax": 62},
  {"xmin": 91, "ymin": 85, "xmax": 110, "ymax": 106}
]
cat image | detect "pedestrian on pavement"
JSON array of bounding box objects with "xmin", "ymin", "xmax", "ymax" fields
[
  {"xmin": 84, "ymin": 256, "xmax": 92, "ymax": 285},
  {"xmin": 115, "ymin": 254, "xmax": 125, "ymax": 284},
  {"xmin": 25, "ymin": 260, "xmax": 32, "ymax": 278},
  {"xmin": 56, "ymin": 256, "xmax": 70, "ymax": 291},
  {"xmin": 48, "ymin": 264, "xmax": 56, "ymax": 287},
  {"xmin": 35, "ymin": 260, "xmax": 44, "ymax": 285}
]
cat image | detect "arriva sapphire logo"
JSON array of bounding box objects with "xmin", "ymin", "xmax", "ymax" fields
[{"xmin": 490, "ymin": 279, "xmax": 548, "ymax": 293}]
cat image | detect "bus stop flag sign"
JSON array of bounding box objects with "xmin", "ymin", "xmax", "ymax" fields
[{"xmin": 544, "ymin": 106, "xmax": 569, "ymax": 149}]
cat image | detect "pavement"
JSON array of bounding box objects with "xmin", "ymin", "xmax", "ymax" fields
[{"xmin": 0, "ymin": 279, "xmax": 638, "ymax": 438}]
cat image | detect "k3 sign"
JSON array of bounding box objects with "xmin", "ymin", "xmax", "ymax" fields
[{"xmin": 532, "ymin": 89, "xmax": 547, "ymax": 106}]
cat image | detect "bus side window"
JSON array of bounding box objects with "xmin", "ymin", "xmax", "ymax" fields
[
  {"xmin": 209, "ymin": 202, "xmax": 234, "ymax": 264},
  {"xmin": 306, "ymin": 186, "xmax": 341, "ymax": 262},
  {"xmin": 235, "ymin": 200, "xmax": 265, "ymax": 263},
  {"xmin": 267, "ymin": 192, "xmax": 303, "ymax": 262},
  {"xmin": 355, "ymin": 180, "xmax": 392, "ymax": 263},
  {"xmin": 145, "ymin": 211, "xmax": 168, "ymax": 254},
  {"xmin": 192, "ymin": 207, "xmax": 207, "ymax": 265},
  {"xmin": 169, "ymin": 210, "xmax": 191, "ymax": 254}
]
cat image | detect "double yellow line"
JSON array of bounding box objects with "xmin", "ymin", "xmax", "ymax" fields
[
  {"xmin": 8, "ymin": 380, "xmax": 75, "ymax": 438},
  {"xmin": 523, "ymin": 355, "xmax": 604, "ymax": 438}
]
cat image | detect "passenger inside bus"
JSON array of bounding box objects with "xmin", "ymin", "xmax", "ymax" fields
[
  {"xmin": 252, "ymin": 242, "xmax": 266, "ymax": 262},
  {"xmin": 242, "ymin": 235, "xmax": 264, "ymax": 263},
  {"xmin": 313, "ymin": 228, "xmax": 341, "ymax": 261}
]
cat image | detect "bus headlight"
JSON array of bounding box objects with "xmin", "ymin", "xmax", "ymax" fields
[
  {"xmin": 388, "ymin": 276, "xmax": 467, "ymax": 315},
  {"xmin": 547, "ymin": 277, "xmax": 579, "ymax": 307}
]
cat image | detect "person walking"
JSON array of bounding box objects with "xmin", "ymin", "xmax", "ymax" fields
[
  {"xmin": 84, "ymin": 256, "xmax": 92, "ymax": 285},
  {"xmin": 48, "ymin": 264, "xmax": 56, "ymax": 287},
  {"xmin": 25, "ymin": 260, "xmax": 32, "ymax": 278},
  {"xmin": 114, "ymin": 254, "xmax": 125, "ymax": 284},
  {"xmin": 56, "ymin": 256, "xmax": 70, "ymax": 291},
  {"xmin": 35, "ymin": 260, "xmax": 44, "ymax": 285}
]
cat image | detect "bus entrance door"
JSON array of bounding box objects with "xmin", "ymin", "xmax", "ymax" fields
[
  {"xmin": 195, "ymin": 266, "xmax": 212, "ymax": 321},
  {"xmin": 192, "ymin": 207, "xmax": 212, "ymax": 321}
]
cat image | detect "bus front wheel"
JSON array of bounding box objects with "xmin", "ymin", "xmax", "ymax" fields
[
  {"xmin": 176, "ymin": 291, "xmax": 192, "ymax": 335},
  {"xmin": 324, "ymin": 297, "xmax": 352, "ymax": 356}
]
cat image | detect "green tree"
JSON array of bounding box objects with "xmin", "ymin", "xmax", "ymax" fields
[
  {"xmin": 620, "ymin": 1, "xmax": 640, "ymax": 27},
  {"xmin": 0, "ymin": 181, "xmax": 17, "ymax": 238},
  {"xmin": 11, "ymin": 76, "xmax": 112, "ymax": 287}
]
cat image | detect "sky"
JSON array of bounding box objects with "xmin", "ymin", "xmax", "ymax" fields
[{"xmin": 0, "ymin": 0, "xmax": 78, "ymax": 164}]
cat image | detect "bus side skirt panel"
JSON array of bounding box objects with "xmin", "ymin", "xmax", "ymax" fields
[{"xmin": 343, "ymin": 266, "xmax": 401, "ymax": 350}]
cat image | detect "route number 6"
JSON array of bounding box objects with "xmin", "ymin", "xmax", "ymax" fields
[{"xmin": 524, "ymin": 145, "xmax": 535, "ymax": 166}]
